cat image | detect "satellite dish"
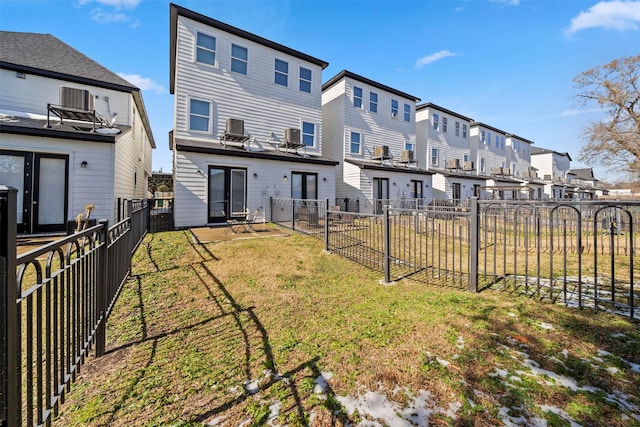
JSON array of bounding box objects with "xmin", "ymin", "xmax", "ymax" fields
[{"xmin": 96, "ymin": 127, "xmax": 121, "ymax": 135}]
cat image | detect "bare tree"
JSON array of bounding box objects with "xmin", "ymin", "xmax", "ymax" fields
[{"xmin": 574, "ymin": 55, "xmax": 640, "ymax": 177}]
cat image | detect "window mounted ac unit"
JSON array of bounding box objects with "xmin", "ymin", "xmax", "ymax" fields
[
  {"xmin": 446, "ymin": 159, "xmax": 461, "ymax": 169},
  {"xmin": 463, "ymin": 161, "xmax": 475, "ymax": 171},
  {"xmin": 491, "ymin": 166, "xmax": 503, "ymax": 175},
  {"xmin": 284, "ymin": 128, "xmax": 300, "ymax": 144},
  {"xmin": 391, "ymin": 112, "xmax": 398, "ymax": 118},
  {"xmin": 544, "ymin": 174, "xmax": 552, "ymax": 180},
  {"xmin": 374, "ymin": 145, "xmax": 391, "ymax": 160},
  {"xmin": 226, "ymin": 118, "xmax": 244, "ymax": 136},
  {"xmin": 59, "ymin": 86, "xmax": 93, "ymax": 111},
  {"xmin": 400, "ymin": 150, "xmax": 414, "ymax": 163}
]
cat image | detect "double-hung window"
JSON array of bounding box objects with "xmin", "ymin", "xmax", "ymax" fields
[
  {"xmin": 403, "ymin": 104, "xmax": 411, "ymax": 122},
  {"xmin": 275, "ymin": 59, "xmax": 288, "ymax": 86},
  {"xmin": 480, "ymin": 157, "xmax": 486, "ymax": 173},
  {"xmin": 299, "ymin": 67, "xmax": 312, "ymax": 93},
  {"xmin": 442, "ymin": 117, "xmax": 448, "ymax": 132},
  {"xmin": 462, "ymin": 124, "xmax": 467, "ymax": 138},
  {"xmin": 189, "ymin": 99, "xmax": 211, "ymax": 132},
  {"xmin": 369, "ymin": 92, "xmax": 378, "ymax": 113},
  {"xmin": 431, "ymin": 148, "xmax": 439, "ymax": 166},
  {"xmin": 481, "ymin": 131, "xmax": 486, "ymax": 144},
  {"xmin": 433, "ymin": 113, "xmax": 439, "ymax": 130},
  {"xmin": 488, "ymin": 132, "xmax": 492, "ymax": 146},
  {"xmin": 391, "ymin": 99, "xmax": 399, "ymax": 118},
  {"xmin": 455, "ymin": 121, "xmax": 460, "ymax": 137},
  {"xmin": 405, "ymin": 142, "xmax": 414, "ymax": 152},
  {"xmin": 231, "ymin": 44, "xmax": 248, "ymax": 75},
  {"xmin": 302, "ymin": 121, "xmax": 315, "ymax": 147},
  {"xmin": 196, "ymin": 32, "xmax": 216, "ymax": 65},
  {"xmin": 353, "ymin": 86, "xmax": 363, "ymax": 108},
  {"xmin": 350, "ymin": 131, "xmax": 361, "ymax": 154}
]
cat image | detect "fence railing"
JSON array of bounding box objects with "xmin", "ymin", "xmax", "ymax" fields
[
  {"xmin": 1, "ymin": 188, "xmax": 149, "ymax": 426},
  {"xmin": 277, "ymin": 196, "xmax": 638, "ymax": 319}
]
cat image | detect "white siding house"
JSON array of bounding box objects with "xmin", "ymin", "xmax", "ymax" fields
[
  {"xmin": 530, "ymin": 147, "xmax": 573, "ymax": 199},
  {"xmin": 170, "ymin": 4, "xmax": 337, "ymax": 228},
  {"xmin": 0, "ymin": 31, "xmax": 155, "ymax": 234},
  {"xmin": 415, "ymin": 103, "xmax": 487, "ymax": 200},
  {"xmin": 322, "ymin": 70, "xmax": 432, "ymax": 213}
]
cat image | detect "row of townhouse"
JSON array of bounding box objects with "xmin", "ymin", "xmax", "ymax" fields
[{"xmin": 169, "ymin": 3, "xmax": 605, "ymax": 228}]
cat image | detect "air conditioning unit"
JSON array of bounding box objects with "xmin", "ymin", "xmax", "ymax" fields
[
  {"xmin": 374, "ymin": 145, "xmax": 391, "ymax": 160},
  {"xmin": 543, "ymin": 174, "xmax": 552, "ymax": 181},
  {"xmin": 391, "ymin": 111, "xmax": 398, "ymax": 118},
  {"xmin": 59, "ymin": 86, "xmax": 93, "ymax": 111},
  {"xmin": 491, "ymin": 166, "xmax": 503, "ymax": 175},
  {"xmin": 284, "ymin": 128, "xmax": 300, "ymax": 144},
  {"xmin": 446, "ymin": 159, "xmax": 461, "ymax": 169},
  {"xmin": 400, "ymin": 150, "xmax": 414, "ymax": 163},
  {"xmin": 463, "ymin": 161, "xmax": 475, "ymax": 171},
  {"xmin": 226, "ymin": 118, "xmax": 244, "ymax": 136}
]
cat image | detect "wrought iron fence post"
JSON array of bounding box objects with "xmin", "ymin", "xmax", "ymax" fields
[
  {"xmin": 469, "ymin": 197, "xmax": 480, "ymax": 293},
  {"xmin": 383, "ymin": 204, "xmax": 391, "ymax": 284},
  {"xmin": 1, "ymin": 187, "xmax": 19, "ymax": 426},
  {"xmin": 324, "ymin": 198, "xmax": 330, "ymax": 251},
  {"xmin": 95, "ymin": 219, "xmax": 109, "ymax": 357},
  {"xmin": 269, "ymin": 197, "xmax": 274, "ymax": 222},
  {"xmin": 291, "ymin": 198, "xmax": 295, "ymax": 231}
]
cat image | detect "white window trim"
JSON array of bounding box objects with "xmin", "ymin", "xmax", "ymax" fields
[
  {"xmin": 431, "ymin": 148, "xmax": 439, "ymax": 166},
  {"xmin": 187, "ymin": 97, "xmax": 212, "ymax": 134},
  {"xmin": 301, "ymin": 120, "xmax": 316, "ymax": 148},
  {"xmin": 391, "ymin": 99, "xmax": 399, "ymax": 119},
  {"xmin": 194, "ymin": 31, "xmax": 216, "ymax": 67},
  {"xmin": 299, "ymin": 66, "xmax": 312, "ymax": 93},
  {"xmin": 369, "ymin": 92, "xmax": 378, "ymax": 113},
  {"xmin": 353, "ymin": 86, "xmax": 363, "ymax": 109},
  {"xmin": 403, "ymin": 103, "xmax": 411, "ymax": 122},
  {"xmin": 231, "ymin": 43, "xmax": 248, "ymax": 75},
  {"xmin": 275, "ymin": 58, "xmax": 288, "ymax": 87},
  {"xmin": 349, "ymin": 131, "xmax": 362, "ymax": 155}
]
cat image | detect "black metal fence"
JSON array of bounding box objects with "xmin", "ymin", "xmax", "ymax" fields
[
  {"xmin": 275, "ymin": 197, "xmax": 639, "ymax": 319},
  {"xmin": 1, "ymin": 188, "xmax": 149, "ymax": 426}
]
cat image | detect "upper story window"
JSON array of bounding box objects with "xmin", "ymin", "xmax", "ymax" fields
[
  {"xmin": 231, "ymin": 44, "xmax": 248, "ymax": 75},
  {"xmin": 353, "ymin": 86, "xmax": 363, "ymax": 108},
  {"xmin": 275, "ymin": 59, "xmax": 288, "ymax": 86},
  {"xmin": 442, "ymin": 117, "xmax": 448, "ymax": 132},
  {"xmin": 350, "ymin": 131, "xmax": 361, "ymax": 154},
  {"xmin": 302, "ymin": 121, "xmax": 315, "ymax": 147},
  {"xmin": 455, "ymin": 121, "xmax": 460, "ymax": 137},
  {"xmin": 405, "ymin": 141, "xmax": 414, "ymax": 151},
  {"xmin": 433, "ymin": 113, "xmax": 439, "ymax": 130},
  {"xmin": 196, "ymin": 32, "xmax": 216, "ymax": 66},
  {"xmin": 189, "ymin": 98, "xmax": 211, "ymax": 132},
  {"xmin": 488, "ymin": 132, "xmax": 492, "ymax": 146},
  {"xmin": 299, "ymin": 67, "xmax": 312, "ymax": 93},
  {"xmin": 391, "ymin": 99, "xmax": 399, "ymax": 118},
  {"xmin": 370, "ymin": 92, "xmax": 378, "ymax": 113},
  {"xmin": 481, "ymin": 130, "xmax": 486, "ymax": 144},
  {"xmin": 463, "ymin": 153, "xmax": 469, "ymax": 162},
  {"xmin": 431, "ymin": 148, "xmax": 439, "ymax": 166},
  {"xmin": 403, "ymin": 104, "xmax": 411, "ymax": 122},
  {"xmin": 462, "ymin": 124, "xmax": 467, "ymax": 138},
  {"xmin": 480, "ymin": 157, "xmax": 486, "ymax": 172}
]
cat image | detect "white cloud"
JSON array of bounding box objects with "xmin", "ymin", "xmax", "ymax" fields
[
  {"xmin": 117, "ymin": 73, "xmax": 165, "ymax": 94},
  {"xmin": 79, "ymin": 0, "xmax": 141, "ymax": 9},
  {"xmin": 561, "ymin": 107, "xmax": 606, "ymax": 117},
  {"xmin": 566, "ymin": 0, "xmax": 640, "ymax": 34},
  {"xmin": 490, "ymin": 0, "xmax": 520, "ymax": 5},
  {"xmin": 415, "ymin": 50, "xmax": 459, "ymax": 69},
  {"xmin": 91, "ymin": 9, "xmax": 129, "ymax": 24}
]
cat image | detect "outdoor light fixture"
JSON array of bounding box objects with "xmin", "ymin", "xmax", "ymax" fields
[
  {"xmin": 253, "ymin": 173, "xmax": 258, "ymax": 178},
  {"xmin": 283, "ymin": 175, "xmax": 288, "ymax": 181},
  {"xmin": 80, "ymin": 161, "xmax": 88, "ymax": 168},
  {"xmin": 323, "ymin": 177, "xmax": 327, "ymax": 182}
]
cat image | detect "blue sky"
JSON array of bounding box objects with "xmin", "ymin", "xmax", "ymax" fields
[{"xmin": 1, "ymin": 0, "xmax": 639, "ymax": 182}]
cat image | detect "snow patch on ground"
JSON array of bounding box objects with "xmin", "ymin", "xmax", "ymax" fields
[
  {"xmin": 538, "ymin": 322, "xmax": 554, "ymax": 330},
  {"xmin": 313, "ymin": 371, "xmax": 333, "ymax": 394},
  {"xmin": 337, "ymin": 389, "xmax": 461, "ymax": 427}
]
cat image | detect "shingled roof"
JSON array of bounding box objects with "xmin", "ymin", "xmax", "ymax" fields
[{"xmin": 0, "ymin": 31, "xmax": 155, "ymax": 147}]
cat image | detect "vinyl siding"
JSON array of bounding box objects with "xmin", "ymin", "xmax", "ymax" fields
[
  {"xmin": 417, "ymin": 107, "xmax": 473, "ymax": 172},
  {"xmin": 174, "ymin": 150, "xmax": 335, "ymax": 228},
  {"xmin": 1, "ymin": 133, "xmax": 116, "ymax": 222},
  {"xmin": 0, "ymin": 70, "xmax": 131, "ymax": 125},
  {"xmin": 174, "ymin": 16, "xmax": 324, "ymax": 156}
]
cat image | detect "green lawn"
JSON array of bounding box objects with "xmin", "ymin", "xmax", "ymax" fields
[{"xmin": 53, "ymin": 228, "xmax": 639, "ymax": 426}]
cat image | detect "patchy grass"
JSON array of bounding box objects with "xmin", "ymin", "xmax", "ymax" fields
[{"xmin": 54, "ymin": 229, "xmax": 640, "ymax": 426}]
